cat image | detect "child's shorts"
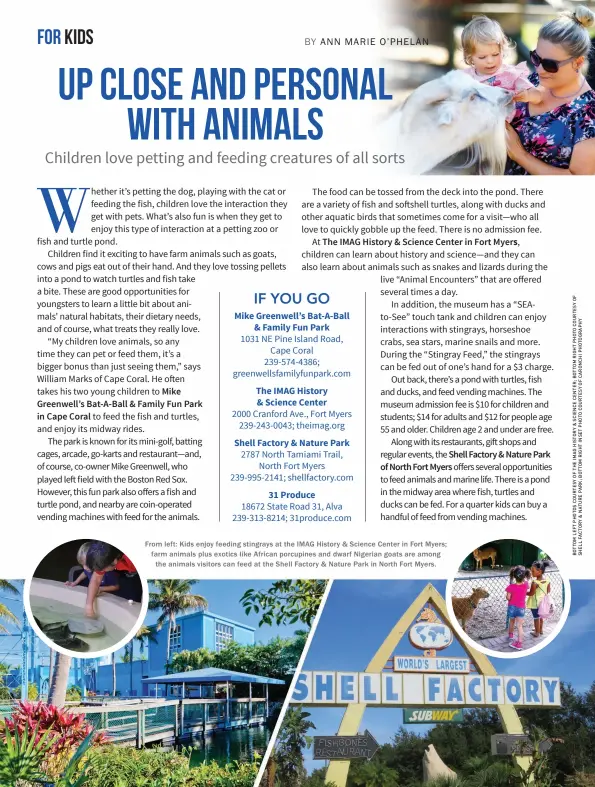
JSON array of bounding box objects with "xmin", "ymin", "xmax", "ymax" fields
[
  {"xmin": 508, "ymin": 605, "xmax": 525, "ymax": 619},
  {"xmin": 530, "ymin": 608, "xmax": 540, "ymax": 619}
]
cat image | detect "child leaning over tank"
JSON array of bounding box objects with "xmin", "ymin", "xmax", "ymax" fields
[
  {"xmin": 84, "ymin": 541, "xmax": 139, "ymax": 618},
  {"xmin": 65, "ymin": 541, "xmax": 120, "ymax": 595}
]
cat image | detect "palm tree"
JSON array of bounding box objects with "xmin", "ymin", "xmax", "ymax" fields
[
  {"xmin": 127, "ymin": 625, "xmax": 157, "ymax": 696},
  {"xmin": 274, "ymin": 706, "xmax": 316, "ymax": 787},
  {"xmin": 0, "ymin": 580, "xmax": 19, "ymax": 634},
  {"xmin": 48, "ymin": 653, "xmax": 71, "ymax": 707},
  {"xmin": 148, "ymin": 580, "xmax": 208, "ymax": 667},
  {"xmin": 351, "ymin": 760, "xmax": 399, "ymax": 787},
  {"xmin": 461, "ymin": 755, "xmax": 515, "ymax": 787},
  {"xmin": 47, "ymin": 648, "xmax": 54, "ymax": 696},
  {"xmin": 111, "ymin": 652, "xmax": 117, "ymax": 697}
]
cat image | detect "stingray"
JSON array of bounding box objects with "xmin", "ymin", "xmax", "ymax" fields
[{"xmin": 34, "ymin": 617, "xmax": 90, "ymax": 652}]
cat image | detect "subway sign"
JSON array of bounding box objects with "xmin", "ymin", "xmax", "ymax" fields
[
  {"xmin": 292, "ymin": 672, "xmax": 561, "ymax": 707},
  {"xmin": 404, "ymin": 708, "xmax": 464, "ymax": 723}
]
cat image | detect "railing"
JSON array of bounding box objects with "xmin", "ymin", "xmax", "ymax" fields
[
  {"xmin": 182, "ymin": 698, "xmax": 267, "ymax": 733},
  {"xmin": 65, "ymin": 697, "xmax": 271, "ymax": 747},
  {"xmin": 451, "ymin": 570, "xmax": 564, "ymax": 639}
]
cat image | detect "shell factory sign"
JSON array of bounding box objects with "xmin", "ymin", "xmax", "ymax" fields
[
  {"xmin": 292, "ymin": 604, "xmax": 561, "ymax": 709},
  {"xmin": 291, "ymin": 671, "xmax": 561, "ymax": 707}
]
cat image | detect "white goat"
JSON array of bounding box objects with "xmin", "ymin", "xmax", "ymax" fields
[{"xmin": 382, "ymin": 70, "xmax": 513, "ymax": 175}]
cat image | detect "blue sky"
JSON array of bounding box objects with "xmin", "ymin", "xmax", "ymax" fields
[
  {"xmin": 0, "ymin": 579, "xmax": 302, "ymax": 672},
  {"xmin": 144, "ymin": 580, "xmax": 302, "ymax": 641},
  {"xmin": 299, "ymin": 579, "xmax": 595, "ymax": 773}
]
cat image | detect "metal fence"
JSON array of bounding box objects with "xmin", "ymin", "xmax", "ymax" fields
[
  {"xmin": 80, "ymin": 700, "xmax": 178, "ymax": 745},
  {"xmin": 451, "ymin": 571, "xmax": 563, "ymax": 639},
  {"xmin": 0, "ymin": 696, "xmax": 272, "ymax": 748}
]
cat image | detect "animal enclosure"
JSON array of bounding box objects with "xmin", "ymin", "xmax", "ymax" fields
[{"xmin": 451, "ymin": 571, "xmax": 564, "ymax": 640}]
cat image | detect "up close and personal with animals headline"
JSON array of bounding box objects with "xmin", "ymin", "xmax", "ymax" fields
[{"xmin": 3, "ymin": 1, "xmax": 595, "ymax": 786}]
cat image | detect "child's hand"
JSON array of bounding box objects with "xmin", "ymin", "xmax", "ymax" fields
[
  {"xmin": 85, "ymin": 605, "xmax": 98, "ymax": 619},
  {"xmin": 513, "ymin": 87, "xmax": 544, "ymax": 104},
  {"xmin": 65, "ymin": 581, "xmax": 75, "ymax": 586}
]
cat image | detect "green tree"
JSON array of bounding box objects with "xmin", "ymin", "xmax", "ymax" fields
[
  {"xmin": 509, "ymin": 728, "xmax": 559, "ymax": 787},
  {"xmin": 0, "ymin": 581, "xmax": 19, "ymax": 634},
  {"xmin": 241, "ymin": 580, "xmax": 326, "ymax": 627},
  {"xmin": 0, "ymin": 664, "xmax": 12, "ymax": 701},
  {"xmin": 124, "ymin": 624, "xmax": 157, "ymax": 695},
  {"xmin": 520, "ymin": 683, "xmax": 594, "ymax": 777},
  {"xmin": 214, "ymin": 640, "xmax": 286, "ymax": 680},
  {"xmin": 65, "ymin": 685, "xmax": 82, "ymax": 702},
  {"xmin": 302, "ymin": 768, "xmax": 330, "ymax": 787},
  {"xmin": 279, "ymin": 630, "xmax": 309, "ymax": 674},
  {"xmin": 428, "ymin": 709, "xmax": 501, "ymax": 771},
  {"xmin": 13, "ymin": 683, "xmax": 38, "ymax": 701},
  {"xmin": 351, "ymin": 759, "xmax": 399, "ymax": 787},
  {"xmin": 462, "ymin": 755, "xmax": 514, "ymax": 787},
  {"xmin": 168, "ymin": 631, "xmax": 307, "ymax": 683},
  {"xmin": 361, "ymin": 731, "xmax": 427, "ymax": 786},
  {"xmin": 170, "ymin": 647, "xmax": 215, "ymax": 673},
  {"xmin": 148, "ymin": 580, "xmax": 208, "ymax": 666},
  {"xmin": 274, "ymin": 706, "xmax": 316, "ymax": 787}
]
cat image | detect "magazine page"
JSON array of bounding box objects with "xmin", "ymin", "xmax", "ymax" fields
[{"xmin": 2, "ymin": 0, "xmax": 593, "ymax": 785}]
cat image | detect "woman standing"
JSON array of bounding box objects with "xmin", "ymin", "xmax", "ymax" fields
[{"xmin": 506, "ymin": 6, "xmax": 595, "ymax": 175}]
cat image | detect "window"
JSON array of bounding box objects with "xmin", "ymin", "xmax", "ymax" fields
[
  {"xmin": 215, "ymin": 622, "xmax": 233, "ymax": 651},
  {"xmin": 169, "ymin": 624, "xmax": 182, "ymax": 653}
]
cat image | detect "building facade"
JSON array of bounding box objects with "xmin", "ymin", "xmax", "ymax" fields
[{"xmin": 96, "ymin": 610, "xmax": 255, "ymax": 697}]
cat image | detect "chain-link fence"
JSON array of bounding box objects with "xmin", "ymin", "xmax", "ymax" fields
[
  {"xmin": 77, "ymin": 701, "xmax": 177, "ymax": 743},
  {"xmin": 84, "ymin": 707, "xmax": 143, "ymax": 742},
  {"xmin": 183, "ymin": 701, "xmax": 205, "ymax": 729},
  {"xmin": 451, "ymin": 571, "xmax": 564, "ymax": 639}
]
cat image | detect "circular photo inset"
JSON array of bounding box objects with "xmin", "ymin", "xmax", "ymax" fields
[
  {"xmin": 26, "ymin": 539, "xmax": 146, "ymax": 657},
  {"xmin": 446, "ymin": 539, "xmax": 570, "ymax": 658}
]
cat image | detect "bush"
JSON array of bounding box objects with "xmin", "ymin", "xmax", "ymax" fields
[
  {"xmin": 566, "ymin": 775, "xmax": 595, "ymax": 787},
  {"xmin": 12, "ymin": 683, "xmax": 38, "ymax": 701},
  {"xmin": 84, "ymin": 745, "xmax": 259, "ymax": 787},
  {"xmin": 0, "ymin": 700, "xmax": 108, "ymax": 780},
  {"xmin": 65, "ymin": 686, "xmax": 82, "ymax": 702}
]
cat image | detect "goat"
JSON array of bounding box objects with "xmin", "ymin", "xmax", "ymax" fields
[
  {"xmin": 473, "ymin": 545, "xmax": 497, "ymax": 570},
  {"xmin": 452, "ymin": 587, "xmax": 490, "ymax": 632},
  {"xmin": 382, "ymin": 70, "xmax": 513, "ymax": 175}
]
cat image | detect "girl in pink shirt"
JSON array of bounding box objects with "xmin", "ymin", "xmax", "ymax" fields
[
  {"xmin": 506, "ymin": 566, "xmax": 531, "ymax": 650},
  {"xmin": 461, "ymin": 16, "xmax": 544, "ymax": 121}
]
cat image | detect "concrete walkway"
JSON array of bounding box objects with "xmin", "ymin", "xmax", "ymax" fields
[{"xmin": 472, "ymin": 619, "xmax": 558, "ymax": 653}]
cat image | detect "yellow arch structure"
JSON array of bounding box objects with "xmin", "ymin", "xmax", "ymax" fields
[{"xmin": 325, "ymin": 583, "xmax": 530, "ymax": 786}]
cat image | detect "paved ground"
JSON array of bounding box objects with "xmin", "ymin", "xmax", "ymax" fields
[
  {"xmin": 475, "ymin": 618, "xmax": 558, "ymax": 653},
  {"xmin": 452, "ymin": 572, "xmax": 563, "ymax": 642}
]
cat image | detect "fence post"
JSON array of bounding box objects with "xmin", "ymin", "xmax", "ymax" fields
[
  {"xmin": 175, "ymin": 701, "xmax": 182, "ymax": 741},
  {"xmin": 136, "ymin": 708, "xmax": 145, "ymax": 748}
]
